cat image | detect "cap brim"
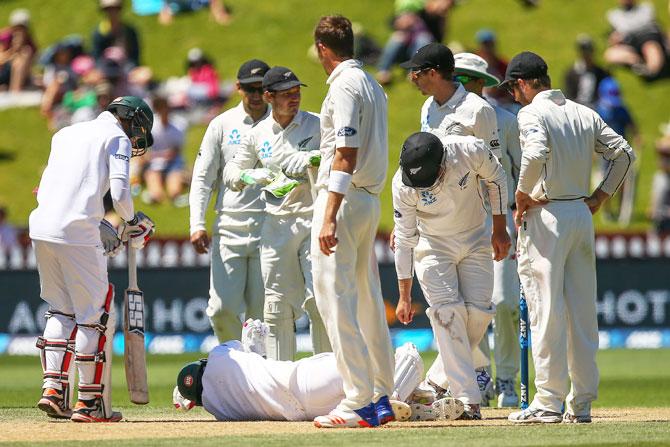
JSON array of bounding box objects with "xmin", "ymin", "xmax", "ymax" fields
[
  {"xmin": 266, "ymin": 81, "xmax": 306, "ymax": 92},
  {"xmin": 497, "ymin": 77, "xmax": 515, "ymax": 88},
  {"xmin": 454, "ymin": 67, "xmax": 500, "ymax": 87},
  {"xmin": 239, "ymin": 76, "xmax": 265, "ymax": 84}
]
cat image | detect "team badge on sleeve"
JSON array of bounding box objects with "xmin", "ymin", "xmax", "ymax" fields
[
  {"xmin": 394, "ymin": 209, "xmax": 402, "ymax": 218},
  {"xmin": 337, "ymin": 127, "xmax": 357, "ymax": 137}
]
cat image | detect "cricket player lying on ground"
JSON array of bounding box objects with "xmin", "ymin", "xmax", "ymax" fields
[{"xmin": 173, "ymin": 320, "xmax": 465, "ymax": 423}]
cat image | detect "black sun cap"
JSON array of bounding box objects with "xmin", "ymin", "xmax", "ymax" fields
[
  {"xmin": 400, "ymin": 132, "xmax": 444, "ymax": 188},
  {"xmin": 400, "ymin": 43, "xmax": 455, "ymax": 72},
  {"xmin": 177, "ymin": 359, "xmax": 207, "ymax": 405},
  {"xmin": 262, "ymin": 66, "xmax": 306, "ymax": 92},
  {"xmin": 499, "ymin": 51, "xmax": 548, "ymax": 87},
  {"xmin": 237, "ymin": 59, "xmax": 270, "ymax": 84}
]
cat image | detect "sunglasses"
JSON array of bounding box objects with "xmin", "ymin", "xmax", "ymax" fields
[
  {"xmin": 240, "ymin": 84, "xmax": 263, "ymax": 94},
  {"xmin": 503, "ymin": 80, "xmax": 518, "ymax": 95},
  {"xmin": 453, "ymin": 74, "xmax": 476, "ymax": 84},
  {"xmin": 410, "ymin": 66, "xmax": 434, "ymax": 77}
]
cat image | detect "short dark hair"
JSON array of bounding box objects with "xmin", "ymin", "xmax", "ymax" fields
[
  {"xmin": 435, "ymin": 66, "xmax": 454, "ymax": 81},
  {"xmin": 314, "ymin": 15, "xmax": 354, "ymax": 58},
  {"xmin": 528, "ymin": 74, "xmax": 551, "ymax": 89}
]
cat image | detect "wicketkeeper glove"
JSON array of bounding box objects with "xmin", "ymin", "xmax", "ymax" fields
[
  {"xmin": 281, "ymin": 150, "xmax": 320, "ymax": 179},
  {"xmin": 262, "ymin": 172, "xmax": 301, "ymax": 198},
  {"xmin": 99, "ymin": 219, "xmax": 122, "ymax": 257},
  {"xmin": 239, "ymin": 168, "xmax": 275, "ymax": 187},
  {"xmin": 118, "ymin": 211, "xmax": 155, "ymax": 250},
  {"xmin": 241, "ymin": 318, "xmax": 270, "ymax": 358},
  {"xmin": 173, "ymin": 386, "xmax": 195, "ymax": 412}
]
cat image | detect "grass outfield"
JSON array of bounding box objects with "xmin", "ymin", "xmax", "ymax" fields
[
  {"xmin": 1, "ymin": 349, "xmax": 669, "ymax": 446},
  {"xmin": 0, "ymin": 0, "xmax": 668, "ymax": 235}
]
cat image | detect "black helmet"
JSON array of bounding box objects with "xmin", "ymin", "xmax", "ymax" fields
[
  {"xmin": 106, "ymin": 95, "xmax": 154, "ymax": 156},
  {"xmin": 177, "ymin": 359, "xmax": 207, "ymax": 405}
]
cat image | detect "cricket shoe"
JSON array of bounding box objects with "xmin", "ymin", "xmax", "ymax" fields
[
  {"xmin": 409, "ymin": 379, "xmax": 448, "ymax": 405},
  {"xmin": 375, "ymin": 395, "xmax": 395, "ymax": 424},
  {"xmin": 495, "ymin": 378, "xmax": 519, "ymax": 408},
  {"xmin": 314, "ymin": 404, "xmax": 379, "ymax": 428},
  {"xmin": 508, "ymin": 407, "xmax": 562, "ymax": 424},
  {"xmin": 390, "ymin": 400, "xmax": 412, "ymax": 422},
  {"xmin": 457, "ymin": 403, "xmax": 482, "ymax": 420},
  {"xmin": 37, "ymin": 388, "xmax": 72, "ymax": 419},
  {"xmin": 410, "ymin": 397, "xmax": 465, "ymax": 421},
  {"xmin": 562, "ymin": 412, "xmax": 592, "ymax": 423},
  {"xmin": 71, "ymin": 398, "xmax": 122, "ymax": 422},
  {"xmin": 476, "ymin": 369, "xmax": 494, "ymax": 407}
]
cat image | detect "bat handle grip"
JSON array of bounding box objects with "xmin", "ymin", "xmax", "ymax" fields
[{"xmin": 128, "ymin": 245, "xmax": 138, "ymax": 289}]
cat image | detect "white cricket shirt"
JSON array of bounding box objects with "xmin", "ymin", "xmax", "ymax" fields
[
  {"xmin": 517, "ymin": 89, "xmax": 635, "ymax": 201},
  {"xmin": 392, "ymin": 135, "xmax": 508, "ymax": 280},
  {"xmin": 29, "ymin": 111, "xmax": 133, "ymax": 246},
  {"xmin": 421, "ymin": 83, "xmax": 501, "ymax": 159},
  {"xmin": 222, "ymin": 110, "xmax": 320, "ymax": 216},
  {"xmin": 201, "ymin": 341, "xmax": 306, "ymax": 421},
  {"xmin": 493, "ymin": 104, "xmax": 522, "ymax": 207},
  {"xmin": 317, "ymin": 59, "xmax": 388, "ymax": 195},
  {"xmin": 189, "ymin": 102, "xmax": 270, "ymax": 234}
]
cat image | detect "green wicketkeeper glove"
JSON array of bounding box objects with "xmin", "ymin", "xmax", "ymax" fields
[{"xmin": 240, "ymin": 168, "xmax": 275, "ymax": 186}]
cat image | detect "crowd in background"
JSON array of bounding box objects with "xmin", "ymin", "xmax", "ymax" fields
[{"xmin": 1, "ymin": 0, "xmax": 670, "ymax": 245}]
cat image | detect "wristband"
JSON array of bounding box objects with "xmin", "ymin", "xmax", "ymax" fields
[{"xmin": 328, "ymin": 170, "xmax": 352, "ymax": 195}]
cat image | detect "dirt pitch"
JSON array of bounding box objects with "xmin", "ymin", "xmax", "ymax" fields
[{"xmin": 3, "ymin": 407, "xmax": 669, "ymax": 443}]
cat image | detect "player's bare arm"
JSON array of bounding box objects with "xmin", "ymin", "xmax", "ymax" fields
[
  {"xmin": 190, "ymin": 230, "xmax": 210, "ymax": 254},
  {"xmin": 491, "ymin": 214, "xmax": 512, "ymax": 261},
  {"xmin": 584, "ymin": 189, "xmax": 611, "ymax": 215},
  {"xmin": 319, "ymin": 146, "xmax": 357, "ymax": 255},
  {"xmin": 396, "ymin": 278, "xmax": 415, "ymax": 325},
  {"xmin": 514, "ymin": 190, "xmax": 548, "ymax": 227}
]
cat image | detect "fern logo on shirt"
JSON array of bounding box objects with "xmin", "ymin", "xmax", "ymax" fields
[
  {"xmin": 458, "ymin": 171, "xmax": 470, "ymax": 190},
  {"xmin": 297, "ymin": 136, "xmax": 313, "ymax": 149},
  {"xmin": 228, "ymin": 129, "xmax": 241, "ymax": 145},
  {"xmin": 259, "ymin": 141, "xmax": 272, "ymax": 159},
  {"xmin": 420, "ymin": 190, "xmax": 437, "ymax": 206}
]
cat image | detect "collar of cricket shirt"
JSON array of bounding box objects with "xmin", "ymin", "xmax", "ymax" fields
[
  {"xmin": 533, "ymin": 89, "xmax": 566, "ymax": 106},
  {"xmin": 271, "ymin": 110, "xmax": 304, "ymax": 134},
  {"xmin": 435, "ymin": 82, "xmax": 467, "ymax": 110},
  {"xmin": 326, "ymin": 59, "xmax": 362, "ymax": 85}
]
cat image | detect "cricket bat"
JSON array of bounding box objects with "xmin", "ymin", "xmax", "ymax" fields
[
  {"xmin": 519, "ymin": 284, "xmax": 530, "ymax": 409},
  {"xmin": 124, "ymin": 246, "xmax": 149, "ymax": 404}
]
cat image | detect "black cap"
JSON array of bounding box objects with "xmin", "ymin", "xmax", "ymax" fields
[
  {"xmin": 499, "ymin": 51, "xmax": 548, "ymax": 86},
  {"xmin": 400, "ymin": 132, "xmax": 444, "ymax": 188},
  {"xmin": 400, "ymin": 43, "xmax": 454, "ymax": 72},
  {"xmin": 262, "ymin": 66, "xmax": 306, "ymax": 92},
  {"xmin": 237, "ymin": 59, "xmax": 270, "ymax": 84}
]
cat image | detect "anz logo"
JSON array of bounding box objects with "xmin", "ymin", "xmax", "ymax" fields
[
  {"xmin": 259, "ymin": 141, "xmax": 272, "ymax": 159},
  {"xmin": 420, "ymin": 190, "xmax": 437, "ymax": 206},
  {"xmin": 228, "ymin": 129, "xmax": 242, "ymax": 145}
]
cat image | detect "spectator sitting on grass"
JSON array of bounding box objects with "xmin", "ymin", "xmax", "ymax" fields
[
  {"xmin": 650, "ymin": 136, "xmax": 670, "ymax": 234},
  {"xmin": 564, "ymin": 34, "xmax": 610, "ymax": 110},
  {"xmin": 604, "ymin": 0, "xmax": 668, "ymax": 81},
  {"xmin": 0, "ymin": 9, "xmax": 37, "ymax": 92},
  {"xmin": 159, "ymin": 0, "xmax": 232, "ymax": 25},
  {"xmin": 376, "ymin": 0, "xmax": 454, "ymax": 85},
  {"xmin": 142, "ymin": 96, "xmax": 188, "ymax": 207},
  {"xmin": 93, "ymin": 0, "xmax": 141, "ymax": 67}
]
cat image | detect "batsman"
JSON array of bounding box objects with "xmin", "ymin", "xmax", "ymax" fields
[{"xmin": 29, "ymin": 96, "xmax": 155, "ymax": 422}]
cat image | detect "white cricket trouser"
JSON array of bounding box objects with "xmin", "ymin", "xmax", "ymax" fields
[
  {"xmin": 420, "ymin": 226, "xmax": 495, "ymax": 405},
  {"xmin": 207, "ymin": 213, "xmax": 264, "ymax": 343},
  {"xmin": 517, "ymin": 201, "xmax": 599, "ymax": 417},
  {"xmin": 480, "ymin": 212, "xmax": 520, "ymax": 381},
  {"xmin": 33, "ymin": 240, "xmax": 115, "ymax": 404},
  {"xmin": 260, "ymin": 212, "xmax": 329, "ymax": 361},
  {"xmin": 311, "ymin": 188, "xmax": 395, "ymax": 411}
]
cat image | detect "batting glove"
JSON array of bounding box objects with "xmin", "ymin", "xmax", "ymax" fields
[
  {"xmin": 241, "ymin": 318, "xmax": 270, "ymax": 358},
  {"xmin": 118, "ymin": 211, "xmax": 155, "ymax": 250},
  {"xmin": 99, "ymin": 219, "xmax": 122, "ymax": 257},
  {"xmin": 173, "ymin": 386, "xmax": 195, "ymax": 412},
  {"xmin": 240, "ymin": 168, "xmax": 275, "ymax": 187}
]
